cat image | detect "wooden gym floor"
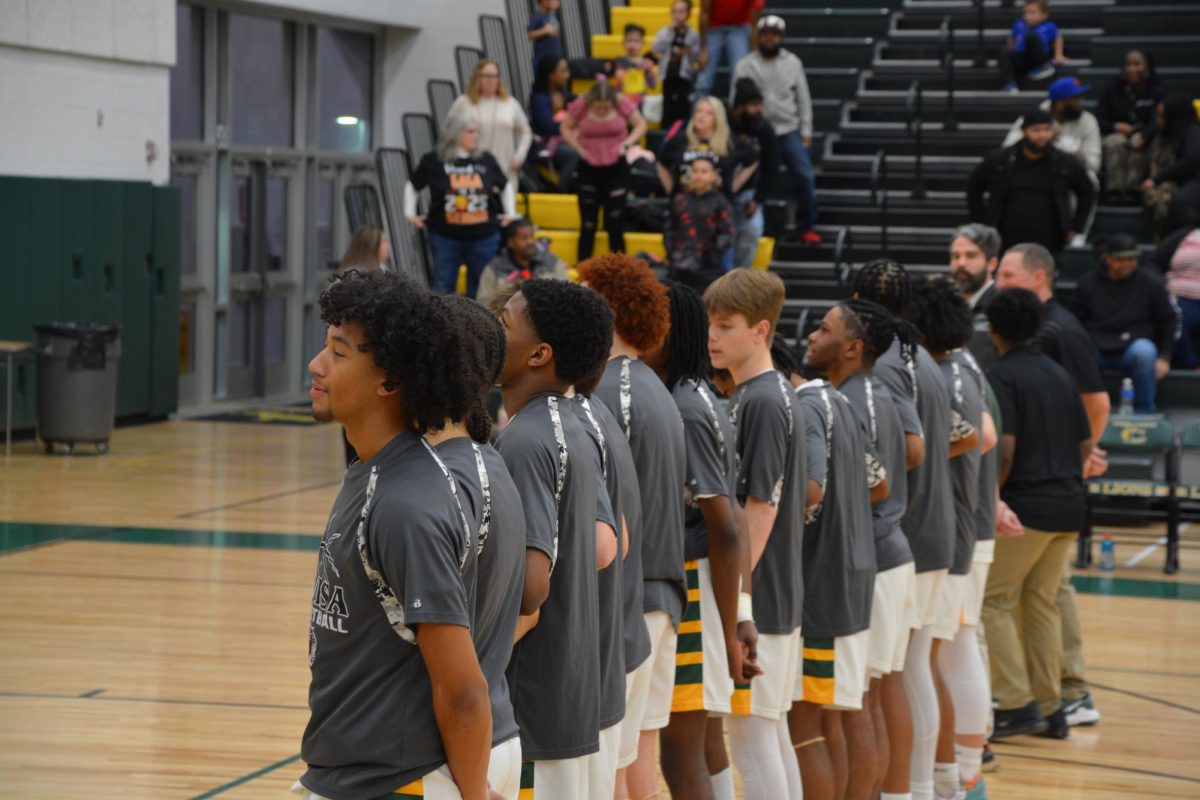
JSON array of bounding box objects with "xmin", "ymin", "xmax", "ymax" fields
[{"xmin": 0, "ymin": 420, "xmax": 1198, "ymax": 798}]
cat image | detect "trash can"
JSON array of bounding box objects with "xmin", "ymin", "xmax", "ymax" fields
[{"xmin": 33, "ymin": 323, "xmax": 121, "ymax": 454}]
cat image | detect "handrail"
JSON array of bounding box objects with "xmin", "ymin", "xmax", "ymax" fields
[
  {"xmin": 938, "ymin": 14, "xmax": 959, "ymax": 132},
  {"xmin": 794, "ymin": 306, "xmax": 812, "ymax": 346},
  {"xmin": 973, "ymin": 0, "xmax": 987, "ymax": 68},
  {"xmin": 833, "ymin": 226, "xmax": 854, "ymax": 287},
  {"xmin": 869, "ymin": 150, "xmax": 889, "ymax": 255},
  {"xmin": 905, "ymin": 81, "xmax": 927, "ymax": 199}
]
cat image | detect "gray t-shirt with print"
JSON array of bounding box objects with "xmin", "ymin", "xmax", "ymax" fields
[
  {"xmin": 674, "ymin": 378, "xmax": 738, "ymax": 562},
  {"xmin": 839, "ymin": 373, "xmax": 915, "ymax": 572},
  {"xmin": 796, "ymin": 381, "xmax": 878, "ymax": 638},
  {"xmin": 729, "ymin": 369, "xmax": 807, "ymax": 635},
  {"xmin": 435, "ymin": 437, "xmax": 525, "ymax": 747},
  {"xmin": 495, "ymin": 393, "xmax": 603, "ymax": 761},
  {"xmin": 596, "ymin": 357, "xmax": 688, "ymax": 626},
  {"xmin": 300, "ymin": 433, "xmax": 475, "ymax": 799},
  {"xmin": 944, "ymin": 351, "xmax": 985, "ymax": 575}
]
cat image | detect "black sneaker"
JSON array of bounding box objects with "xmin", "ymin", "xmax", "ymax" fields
[
  {"xmin": 981, "ymin": 743, "xmax": 998, "ymax": 773},
  {"xmin": 1036, "ymin": 709, "xmax": 1070, "ymax": 739},
  {"xmin": 992, "ymin": 701, "xmax": 1049, "ymax": 738}
]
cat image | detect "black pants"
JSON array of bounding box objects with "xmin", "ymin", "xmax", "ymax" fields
[
  {"xmin": 1005, "ymin": 33, "xmax": 1049, "ymax": 84},
  {"xmin": 668, "ymin": 266, "xmax": 723, "ymax": 294},
  {"xmin": 577, "ymin": 159, "xmax": 629, "ymax": 261},
  {"xmin": 662, "ymin": 75, "xmax": 694, "ymax": 129},
  {"xmin": 1170, "ymin": 179, "xmax": 1200, "ymax": 231}
]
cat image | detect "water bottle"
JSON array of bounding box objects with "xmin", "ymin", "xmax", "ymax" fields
[
  {"xmin": 1099, "ymin": 534, "xmax": 1116, "ymax": 572},
  {"xmin": 1118, "ymin": 378, "xmax": 1135, "ymax": 415}
]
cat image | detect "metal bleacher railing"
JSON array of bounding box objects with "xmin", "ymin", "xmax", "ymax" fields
[
  {"xmin": 480, "ymin": 16, "xmax": 524, "ymax": 111},
  {"xmin": 505, "ymin": 0, "xmax": 535, "ymax": 105},
  {"xmin": 401, "ymin": 113, "xmax": 436, "ymax": 173},
  {"xmin": 344, "ymin": 184, "xmax": 385, "ymax": 237},
  {"xmin": 456, "ymin": 45, "xmax": 484, "ymax": 93},
  {"xmin": 869, "ymin": 150, "xmax": 889, "ymax": 255},
  {"xmin": 937, "ymin": 14, "xmax": 958, "ymax": 132},
  {"xmin": 375, "ymin": 148, "xmax": 432, "ymax": 287},
  {"xmin": 426, "ymin": 79, "xmax": 458, "ymax": 135},
  {"xmin": 905, "ymin": 80, "xmax": 927, "ymax": 200},
  {"xmin": 558, "ymin": 1, "xmax": 588, "ymax": 61}
]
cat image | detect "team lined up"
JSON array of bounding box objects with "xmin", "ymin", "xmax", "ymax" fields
[{"xmin": 296, "ymin": 242, "xmax": 1094, "ymax": 800}]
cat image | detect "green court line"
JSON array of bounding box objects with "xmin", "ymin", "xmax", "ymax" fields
[
  {"xmin": 190, "ymin": 752, "xmax": 303, "ymax": 800},
  {"xmin": 3, "ymin": 520, "xmax": 1199, "ymax": 601}
]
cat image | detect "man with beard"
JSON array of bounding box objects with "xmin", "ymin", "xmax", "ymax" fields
[
  {"xmin": 731, "ymin": 15, "xmax": 821, "ymax": 244},
  {"xmin": 1003, "ymin": 78, "xmax": 1102, "ymax": 184},
  {"xmin": 728, "ymin": 78, "xmax": 780, "ymax": 267},
  {"xmin": 949, "ymin": 224, "xmax": 1003, "ymax": 369},
  {"xmin": 967, "ymin": 109, "xmax": 1095, "ymax": 254}
]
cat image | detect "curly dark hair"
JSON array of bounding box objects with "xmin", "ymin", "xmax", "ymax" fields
[
  {"xmin": 985, "ymin": 287, "xmax": 1044, "ymax": 346},
  {"xmin": 770, "ymin": 336, "xmax": 802, "ymax": 379},
  {"xmin": 851, "ymin": 258, "xmax": 911, "ymax": 317},
  {"xmin": 436, "ymin": 295, "xmax": 507, "ymax": 441},
  {"xmin": 906, "ymin": 275, "xmax": 973, "ymax": 355},
  {"xmin": 577, "ymin": 252, "xmax": 671, "ymax": 354},
  {"xmin": 520, "ymin": 278, "xmax": 615, "ymax": 385},
  {"xmin": 837, "ymin": 299, "xmax": 900, "ymax": 368},
  {"xmin": 661, "ymin": 280, "xmax": 710, "ymax": 390},
  {"xmin": 318, "ymin": 269, "xmax": 451, "ymax": 433}
]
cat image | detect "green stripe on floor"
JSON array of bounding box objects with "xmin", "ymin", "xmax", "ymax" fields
[{"xmin": 1070, "ymin": 575, "xmax": 1200, "ymax": 601}]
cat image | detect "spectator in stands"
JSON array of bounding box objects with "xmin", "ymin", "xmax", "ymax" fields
[
  {"xmin": 967, "ymin": 109, "xmax": 1095, "ymax": 254},
  {"xmin": 1002, "ymin": 0, "xmax": 1066, "ymax": 92},
  {"xmin": 983, "ymin": 287, "xmax": 1093, "ymax": 742},
  {"xmin": 658, "ymin": 97, "xmax": 755, "ymax": 210},
  {"xmin": 1142, "ymin": 94, "xmax": 1200, "ymax": 237},
  {"xmin": 729, "ymin": 78, "xmax": 778, "ymax": 268},
  {"xmin": 477, "ymin": 218, "xmax": 569, "ymax": 308},
  {"xmin": 1154, "ymin": 226, "xmax": 1200, "ymax": 369},
  {"xmin": 695, "ymin": 0, "xmax": 764, "ymax": 98},
  {"xmin": 449, "ymin": 60, "xmax": 532, "ymax": 184},
  {"xmin": 560, "ymin": 81, "xmax": 648, "ymax": 261},
  {"xmin": 338, "ymin": 226, "xmax": 390, "ymax": 273},
  {"xmin": 732, "ymin": 14, "xmax": 821, "ymax": 244},
  {"xmin": 1072, "ymin": 234, "xmax": 1179, "ymax": 412},
  {"xmin": 613, "ymin": 24, "xmax": 658, "ymax": 111},
  {"xmin": 404, "ymin": 107, "xmax": 516, "ymax": 297},
  {"xmin": 664, "ymin": 153, "xmax": 736, "ymax": 291},
  {"xmin": 949, "ymin": 223, "xmax": 1003, "ymax": 369},
  {"xmin": 527, "ymin": 0, "xmax": 563, "ymax": 73},
  {"xmin": 1097, "ymin": 49, "xmax": 1166, "ymax": 199},
  {"xmin": 652, "ymin": 0, "xmax": 704, "ymax": 129},
  {"xmin": 529, "ymin": 57, "xmax": 578, "ymax": 192},
  {"xmin": 1003, "ymin": 77, "xmax": 1100, "ymax": 183}
]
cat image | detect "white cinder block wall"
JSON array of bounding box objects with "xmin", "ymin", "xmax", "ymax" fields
[{"xmin": 0, "ymin": 0, "xmax": 506, "ymax": 185}]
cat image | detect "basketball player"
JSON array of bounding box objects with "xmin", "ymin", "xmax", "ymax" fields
[
  {"xmin": 494, "ymin": 279, "xmax": 617, "ymax": 798},
  {"xmin": 298, "ymin": 270, "xmax": 493, "ymax": 800},
  {"xmin": 704, "ymin": 268, "xmax": 812, "ymax": 800},
  {"xmin": 577, "ymin": 254, "xmax": 688, "ymax": 800}
]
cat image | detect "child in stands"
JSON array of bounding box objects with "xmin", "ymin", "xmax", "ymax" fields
[
  {"xmin": 1003, "ymin": 0, "xmax": 1067, "ymax": 91},
  {"xmin": 665, "ymin": 153, "xmax": 736, "ymax": 291},
  {"xmin": 651, "ymin": 0, "xmax": 703, "ymax": 128},
  {"xmin": 613, "ymin": 24, "xmax": 658, "ymax": 111}
]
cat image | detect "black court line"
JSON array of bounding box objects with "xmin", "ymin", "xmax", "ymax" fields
[
  {"xmin": 1090, "ymin": 681, "xmax": 1200, "ymax": 715},
  {"xmin": 1090, "ymin": 665, "xmax": 1200, "ymax": 680},
  {"xmin": 0, "ymin": 689, "xmax": 307, "ymax": 713},
  {"xmin": 190, "ymin": 752, "xmax": 303, "ymax": 800},
  {"xmin": 990, "ymin": 750, "xmax": 1200, "ymax": 785},
  {"xmin": 177, "ymin": 479, "xmax": 341, "ymax": 519},
  {"xmin": 0, "ymin": 568, "xmax": 310, "ymax": 590}
]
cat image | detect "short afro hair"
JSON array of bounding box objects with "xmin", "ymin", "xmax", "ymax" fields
[
  {"xmin": 520, "ymin": 278, "xmax": 615, "ymax": 386},
  {"xmin": 435, "ymin": 295, "xmax": 506, "ymax": 439},
  {"xmin": 907, "ymin": 275, "xmax": 973, "ymax": 355},
  {"xmin": 318, "ymin": 269, "xmax": 451, "ymax": 433},
  {"xmin": 985, "ymin": 287, "xmax": 1044, "ymax": 346},
  {"xmin": 576, "ymin": 252, "xmax": 670, "ymax": 354}
]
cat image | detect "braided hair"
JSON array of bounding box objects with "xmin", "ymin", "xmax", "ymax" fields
[
  {"xmin": 661, "ymin": 280, "xmax": 711, "ymax": 390},
  {"xmin": 437, "ymin": 295, "xmax": 507, "ymax": 443},
  {"xmin": 906, "ymin": 275, "xmax": 973, "ymax": 355},
  {"xmin": 850, "ymin": 259, "xmax": 921, "ymax": 399},
  {"xmin": 837, "ymin": 299, "xmax": 899, "ymax": 368}
]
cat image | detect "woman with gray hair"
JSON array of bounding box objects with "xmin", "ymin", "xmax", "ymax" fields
[{"xmin": 405, "ymin": 106, "xmax": 517, "ymax": 296}]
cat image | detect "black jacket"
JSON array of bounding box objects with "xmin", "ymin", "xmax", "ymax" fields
[
  {"xmin": 729, "ymin": 112, "xmax": 780, "ymax": 205},
  {"xmin": 966, "ymin": 143, "xmax": 1096, "ymax": 250},
  {"xmin": 1153, "ymin": 121, "xmax": 1200, "ymax": 187},
  {"xmin": 1095, "ymin": 77, "xmax": 1166, "ymax": 137},
  {"xmin": 1072, "ymin": 265, "xmax": 1180, "ymax": 360}
]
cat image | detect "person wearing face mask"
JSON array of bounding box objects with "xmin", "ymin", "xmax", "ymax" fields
[
  {"xmin": 729, "ymin": 78, "xmax": 779, "ymax": 267},
  {"xmin": 731, "ymin": 15, "xmax": 821, "ymax": 244},
  {"xmin": 967, "ymin": 108, "xmax": 1096, "ymax": 254}
]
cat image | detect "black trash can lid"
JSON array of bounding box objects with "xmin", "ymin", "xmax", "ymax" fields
[{"xmin": 34, "ymin": 322, "xmax": 121, "ymax": 340}]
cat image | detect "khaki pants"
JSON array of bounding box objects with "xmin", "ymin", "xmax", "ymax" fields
[
  {"xmin": 1058, "ymin": 556, "xmax": 1089, "ymax": 702},
  {"xmin": 981, "ymin": 528, "xmax": 1075, "ymax": 717}
]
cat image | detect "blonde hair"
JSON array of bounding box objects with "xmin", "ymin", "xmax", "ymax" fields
[
  {"xmin": 466, "ymin": 59, "xmax": 511, "ymax": 104},
  {"xmin": 339, "ymin": 226, "xmax": 387, "ymax": 271},
  {"xmin": 703, "ymin": 268, "xmax": 785, "ymax": 341},
  {"xmin": 686, "ymin": 96, "xmax": 730, "ymax": 156}
]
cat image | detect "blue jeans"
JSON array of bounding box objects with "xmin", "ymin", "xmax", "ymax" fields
[
  {"xmin": 696, "ymin": 24, "xmax": 751, "ymax": 98},
  {"xmin": 428, "ymin": 230, "xmax": 501, "ymax": 298},
  {"xmin": 1176, "ymin": 296, "xmax": 1200, "ymax": 369},
  {"xmin": 1097, "ymin": 338, "xmax": 1159, "ymax": 412},
  {"xmin": 777, "ymin": 130, "xmax": 818, "ymax": 232},
  {"xmin": 733, "ymin": 188, "xmax": 765, "ymax": 267}
]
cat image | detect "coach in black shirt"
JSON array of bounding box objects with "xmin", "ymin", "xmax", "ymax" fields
[{"xmin": 982, "ymin": 288, "xmax": 1092, "ymax": 741}]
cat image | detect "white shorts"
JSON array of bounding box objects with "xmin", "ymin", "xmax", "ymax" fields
[
  {"xmin": 913, "ymin": 568, "xmax": 949, "ymax": 629},
  {"xmin": 618, "ymin": 610, "xmax": 676, "ymax": 767},
  {"xmin": 519, "ymin": 755, "xmax": 588, "ymax": 799},
  {"xmin": 867, "ymin": 561, "xmax": 917, "ymax": 679},
  {"xmin": 796, "ymin": 629, "xmax": 871, "ymax": 710},
  {"xmin": 489, "ymin": 738, "xmax": 523, "ymax": 800},
  {"xmin": 731, "ymin": 629, "xmax": 802, "ymax": 720},
  {"xmin": 962, "ymin": 540, "xmax": 994, "ymax": 627},
  {"xmin": 670, "ymin": 558, "xmax": 735, "ymax": 715},
  {"xmin": 932, "ymin": 572, "xmax": 968, "ymax": 641},
  {"xmin": 585, "ymin": 722, "xmax": 621, "ymax": 798}
]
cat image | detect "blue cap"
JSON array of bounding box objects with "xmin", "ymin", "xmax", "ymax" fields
[{"xmin": 1048, "ymin": 76, "xmax": 1090, "ymax": 101}]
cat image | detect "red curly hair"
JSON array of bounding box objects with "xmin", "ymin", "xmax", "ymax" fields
[{"xmin": 577, "ymin": 253, "xmax": 670, "ymax": 354}]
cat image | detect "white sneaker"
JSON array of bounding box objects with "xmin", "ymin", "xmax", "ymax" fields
[{"xmin": 1062, "ymin": 693, "xmax": 1102, "ymax": 727}]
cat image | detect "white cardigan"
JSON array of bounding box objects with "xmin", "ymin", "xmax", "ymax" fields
[{"xmin": 447, "ymin": 94, "xmax": 533, "ymax": 180}]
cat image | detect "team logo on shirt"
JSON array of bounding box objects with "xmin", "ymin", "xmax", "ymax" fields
[
  {"xmin": 442, "ymin": 164, "xmax": 490, "ymax": 226},
  {"xmin": 312, "ymin": 532, "xmax": 350, "ymax": 641}
]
